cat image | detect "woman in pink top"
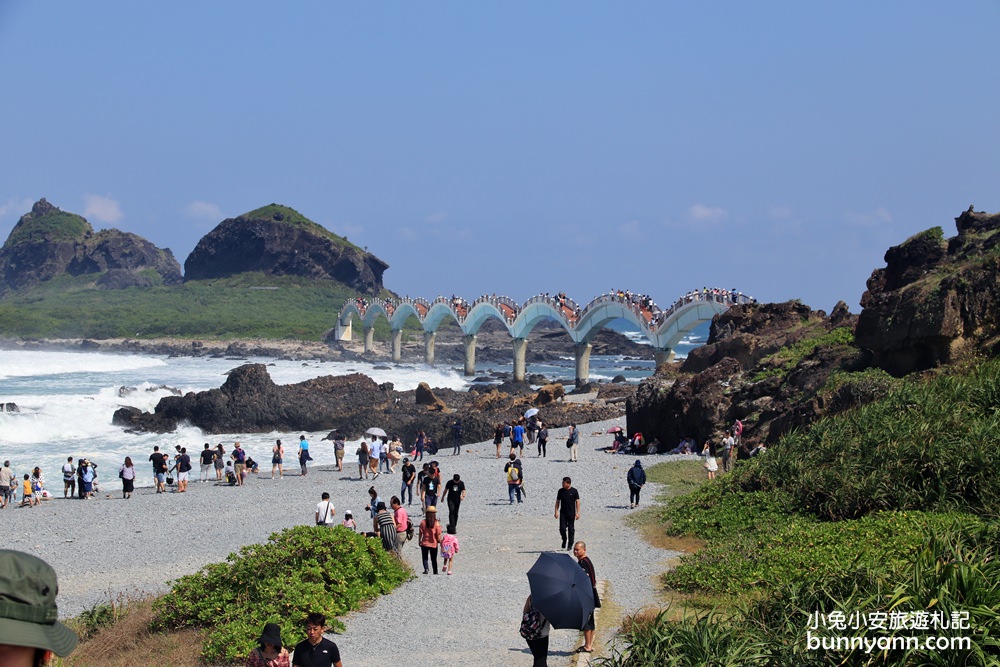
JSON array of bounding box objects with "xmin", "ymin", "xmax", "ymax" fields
[
  {"xmin": 391, "ymin": 496, "xmax": 409, "ymax": 546},
  {"xmin": 418, "ymin": 505, "xmax": 443, "ymax": 574}
]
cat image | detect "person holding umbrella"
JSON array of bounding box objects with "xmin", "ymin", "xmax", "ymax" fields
[
  {"xmin": 526, "ymin": 551, "xmax": 596, "ymax": 655},
  {"xmin": 573, "ymin": 541, "xmax": 599, "ymax": 653}
]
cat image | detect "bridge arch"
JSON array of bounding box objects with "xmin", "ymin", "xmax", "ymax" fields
[{"xmin": 336, "ymin": 289, "xmax": 753, "ymax": 384}]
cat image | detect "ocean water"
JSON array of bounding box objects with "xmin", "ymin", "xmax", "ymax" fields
[{"xmin": 0, "ymin": 322, "xmax": 709, "ymax": 486}]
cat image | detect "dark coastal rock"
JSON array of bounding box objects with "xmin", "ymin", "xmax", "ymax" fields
[
  {"xmin": 1, "ymin": 402, "xmax": 18, "ymax": 413},
  {"xmin": 627, "ymin": 301, "xmax": 864, "ymax": 448},
  {"xmin": 0, "ymin": 199, "xmax": 181, "ymax": 294},
  {"xmin": 415, "ymin": 382, "xmax": 448, "ymax": 411},
  {"xmin": 857, "ymin": 208, "xmax": 1000, "ymax": 376},
  {"xmin": 183, "ymin": 204, "xmax": 388, "ymax": 295},
  {"xmin": 116, "ymin": 364, "xmax": 622, "ymax": 443}
]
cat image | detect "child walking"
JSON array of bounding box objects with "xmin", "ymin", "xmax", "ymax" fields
[{"xmin": 440, "ymin": 524, "xmax": 460, "ymax": 575}]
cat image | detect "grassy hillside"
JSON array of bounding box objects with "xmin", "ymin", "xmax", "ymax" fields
[
  {"xmin": 0, "ymin": 273, "xmax": 393, "ymax": 340},
  {"xmin": 598, "ymin": 358, "xmax": 1000, "ymax": 667}
]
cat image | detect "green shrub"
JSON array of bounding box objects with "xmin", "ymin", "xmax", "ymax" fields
[{"xmin": 153, "ymin": 526, "xmax": 411, "ymax": 664}]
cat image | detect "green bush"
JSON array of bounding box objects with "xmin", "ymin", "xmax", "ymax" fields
[{"xmin": 153, "ymin": 525, "xmax": 411, "ymax": 664}]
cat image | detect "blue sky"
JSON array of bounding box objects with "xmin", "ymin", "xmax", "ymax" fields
[{"xmin": 1, "ymin": 2, "xmax": 997, "ymax": 314}]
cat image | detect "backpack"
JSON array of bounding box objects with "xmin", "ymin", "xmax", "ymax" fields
[
  {"xmin": 519, "ymin": 608, "xmax": 544, "ymax": 640},
  {"xmin": 507, "ymin": 465, "xmax": 520, "ymax": 483},
  {"xmin": 405, "ymin": 519, "xmax": 414, "ymax": 541}
]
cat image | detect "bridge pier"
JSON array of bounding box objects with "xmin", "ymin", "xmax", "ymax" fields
[
  {"xmin": 424, "ymin": 331, "xmax": 436, "ymax": 366},
  {"xmin": 363, "ymin": 325, "xmax": 375, "ymax": 354},
  {"xmin": 391, "ymin": 330, "xmax": 402, "ymax": 362},
  {"xmin": 334, "ymin": 318, "xmax": 352, "ymax": 342},
  {"xmin": 512, "ymin": 338, "xmax": 527, "ymax": 382},
  {"xmin": 655, "ymin": 348, "xmax": 675, "ymax": 368},
  {"xmin": 574, "ymin": 342, "xmax": 592, "ymax": 387},
  {"xmin": 463, "ymin": 334, "xmax": 477, "ymax": 376}
]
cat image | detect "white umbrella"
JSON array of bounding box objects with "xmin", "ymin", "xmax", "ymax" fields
[
  {"xmin": 524, "ymin": 408, "xmax": 539, "ymax": 419},
  {"xmin": 365, "ymin": 427, "xmax": 387, "ymax": 438}
]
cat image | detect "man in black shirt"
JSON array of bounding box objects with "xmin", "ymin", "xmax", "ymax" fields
[
  {"xmin": 400, "ymin": 458, "xmax": 416, "ymax": 506},
  {"xmin": 292, "ymin": 612, "xmax": 342, "ymax": 667},
  {"xmin": 148, "ymin": 446, "xmax": 167, "ymax": 493},
  {"xmin": 554, "ymin": 477, "xmax": 580, "ymax": 550},
  {"xmin": 442, "ymin": 473, "xmax": 466, "ymax": 530},
  {"xmin": 199, "ymin": 443, "xmax": 215, "ymax": 482}
]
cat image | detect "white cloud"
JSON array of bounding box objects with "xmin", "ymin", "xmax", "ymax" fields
[
  {"xmin": 0, "ymin": 197, "xmax": 32, "ymax": 220},
  {"xmin": 619, "ymin": 220, "xmax": 643, "ymax": 241},
  {"xmin": 83, "ymin": 194, "xmax": 123, "ymax": 224},
  {"xmin": 767, "ymin": 205, "xmax": 792, "ymax": 220},
  {"xmin": 331, "ymin": 223, "xmax": 364, "ymax": 241},
  {"xmin": 845, "ymin": 206, "xmax": 893, "ymax": 227},
  {"xmin": 184, "ymin": 200, "xmax": 222, "ymax": 220},
  {"xmin": 688, "ymin": 204, "xmax": 727, "ymax": 221},
  {"xmin": 424, "ymin": 211, "xmax": 448, "ymax": 224}
]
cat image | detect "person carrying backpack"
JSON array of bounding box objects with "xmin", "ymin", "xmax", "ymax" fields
[{"xmin": 505, "ymin": 454, "xmax": 523, "ymax": 504}]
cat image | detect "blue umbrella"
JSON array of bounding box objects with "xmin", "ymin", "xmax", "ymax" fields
[{"xmin": 526, "ymin": 552, "xmax": 595, "ymax": 630}]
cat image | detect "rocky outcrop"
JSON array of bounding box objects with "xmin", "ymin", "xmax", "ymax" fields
[
  {"xmin": 627, "ymin": 301, "xmax": 865, "ymax": 449},
  {"xmin": 0, "ymin": 199, "xmax": 181, "ymax": 293},
  {"xmin": 114, "ymin": 363, "xmax": 623, "ymax": 444},
  {"xmin": 184, "ymin": 204, "xmax": 388, "ymax": 295},
  {"xmin": 856, "ymin": 208, "xmax": 1000, "ymax": 376}
]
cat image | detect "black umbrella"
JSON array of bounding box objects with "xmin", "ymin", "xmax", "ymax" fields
[{"xmin": 526, "ymin": 552, "xmax": 595, "ymax": 630}]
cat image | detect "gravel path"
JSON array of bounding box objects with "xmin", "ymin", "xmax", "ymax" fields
[{"xmin": 3, "ymin": 416, "xmax": 682, "ymax": 666}]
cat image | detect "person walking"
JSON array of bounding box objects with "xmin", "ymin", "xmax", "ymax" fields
[
  {"xmin": 442, "ymin": 473, "xmax": 466, "ymax": 530},
  {"xmin": 297, "ymin": 435, "xmax": 311, "ymax": 476},
  {"xmin": 333, "ymin": 432, "xmax": 346, "ymax": 472},
  {"xmin": 315, "ymin": 492, "xmax": 335, "ymax": 526},
  {"xmin": 356, "ymin": 440, "xmax": 370, "ymax": 480},
  {"xmin": 61, "ymin": 456, "xmax": 76, "ymax": 498},
  {"xmin": 450, "ymin": 419, "xmax": 463, "ymax": 455},
  {"xmin": 391, "ymin": 496, "xmax": 409, "ymax": 548},
  {"xmin": 440, "ymin": 525, "xmax": 460, "ymax": 575},
  {"xmin": 271, "ymin": 439, "xmax": 285, "ymax": 479},
  {"xmin": 555, "ymin": 477, "xmax": 580, "ymax": 550},
  {"xmin": 149, "ymin": 445, "xmax": 167, "ymax": 493},
  {"xmin": 493, "ymin": 423, "xmax": 505, "ymax": 459},
  {"xmin": 505, "ymin": 454, "xmax": 523, "ymax": 504},
  {"xmin": 399, "ymin": 457, "xmax": 416, "ymax": 506},
  {"xmin": 119, "ymin": 456, "xmax": 136, "ymax": 499},
  {"xmin": 291, "ymin": 612, "xmax": 343, "ymax": 667},
  {"xmin": 173, "ymin": 447, "xmax": 192, "ymax": 493},
  {"xmin": 573, "ymin": 541, "xmax": 599, "ymax": 654},
  {"xmin": 512, "ymin": 420, "xmax": 525, "ymax": 456},
  {"xmin": 368, "ymin": 437, "xmax": 382, "ymax": 479},
  {"xmin": 567, "ymin": 423, "xmax": 579, "ymax": 462},
  {"xmin": 231, "ymin": 443, "xmax": 247, "ymax": 486},
  {"xmin": 418, "ymin": 506, "xmax": 443, "ymax": 574},
  {"xmin": 537, "ymin": 422, "xmax": 548, "ymax": 457},
  {"xmin": 627, "ymin": 459, "xmax": 647, "ymax": 508}
]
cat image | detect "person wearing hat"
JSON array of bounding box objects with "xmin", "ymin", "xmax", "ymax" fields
[
  {"xmin": 627, "ymin": 459, "xmax": 647, "ymax": 509},
  {"xmin": 245, "ymin": 622, "xmax": 290, "ymax": 666},
  {"xmin": 418, "ymin": 505, "xmax": 442, "ymax": 574},
  {"xmin": 0, "ymin": 550, "xmax": 78, "ymax": 665}
]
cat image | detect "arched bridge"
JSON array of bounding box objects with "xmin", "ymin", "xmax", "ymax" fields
[{"xmin": 335, "ymin": 289, "xmax": 755, "ymax": 385}]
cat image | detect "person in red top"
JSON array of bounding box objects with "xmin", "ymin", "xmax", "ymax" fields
[
  {"xmin": 418, "ymin": 506, "xmax": 443, "ymax": 574},
  {"xmin": 391, "ymin": 496, "xmax": 409, "ymax": 548}
]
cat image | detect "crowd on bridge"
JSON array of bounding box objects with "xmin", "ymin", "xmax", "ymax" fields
[{"xmin": 346, "ymin": 288, "xmax": 757, "ymax": 335}]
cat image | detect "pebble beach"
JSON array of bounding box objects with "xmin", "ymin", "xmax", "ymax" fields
[{"xmin": 4, "ymin": 416, "xmax": 688, "ymax": 666}]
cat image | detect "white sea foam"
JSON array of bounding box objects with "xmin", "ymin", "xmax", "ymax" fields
[{"xmin": 0, "ymin": 349, "xmax": 167, "ymax": 380}]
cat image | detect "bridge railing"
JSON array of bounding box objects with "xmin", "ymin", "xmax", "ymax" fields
[{"xmin": 341, "ymin": 288, "xmax": 754, "ymax": 337}]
